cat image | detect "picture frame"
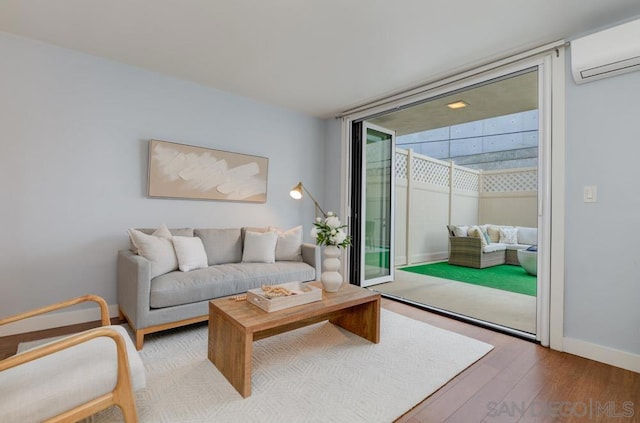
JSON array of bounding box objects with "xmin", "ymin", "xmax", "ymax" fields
[{"xmin": 147, "ymin": 139, "xmax": 268, "ymax": 203}]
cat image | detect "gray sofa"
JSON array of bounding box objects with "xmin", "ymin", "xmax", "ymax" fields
[{"xmin": 118, "ymin": 226, "xmax": 320, "ymax": 349}]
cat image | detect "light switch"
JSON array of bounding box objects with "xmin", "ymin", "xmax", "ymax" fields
[{"xmin": 583, "ymin": 185, "xmax": 597, "ymax": 203}]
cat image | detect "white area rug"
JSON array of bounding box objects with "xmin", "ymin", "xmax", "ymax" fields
[{"xmin": 24, "ymin": 309, "xmax": 493, "ymax": 422}]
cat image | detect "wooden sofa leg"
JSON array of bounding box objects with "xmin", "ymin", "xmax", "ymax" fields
[{"xmin": 135, "ymin": 331, "xmax": 144, "ymax": 351}]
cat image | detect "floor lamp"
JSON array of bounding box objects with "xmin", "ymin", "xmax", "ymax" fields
[{"xmin": 289, "ymin": 182, "xmax": 327, "ymax": 218}]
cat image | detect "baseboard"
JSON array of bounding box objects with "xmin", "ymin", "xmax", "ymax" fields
[
  {"xmin": 0, "ymin": 304, "xmax": 121, "ymax": 337},
  {"xmin": 563, "ymin": 337, "xmax": 640, "ymax": 373},
  {"xmin": 408, "ymin": 252, "xmax": 448, "ymax": 264}
]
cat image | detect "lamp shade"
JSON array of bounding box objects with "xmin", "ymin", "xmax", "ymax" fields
[{"xmin": 289, "ymin": 182, "xmax": 303, "ymax": 200}]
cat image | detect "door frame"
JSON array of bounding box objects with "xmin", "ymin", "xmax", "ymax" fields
[{"xmin": 338, "ymin": 44, "xmax": 566, "ymax": 349}]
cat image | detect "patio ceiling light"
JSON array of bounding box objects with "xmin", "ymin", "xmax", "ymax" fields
[{"xmin": 447, "ymin": 100, "xmax": 468, "ymax": 109}]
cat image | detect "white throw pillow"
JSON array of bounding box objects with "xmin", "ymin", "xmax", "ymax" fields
[
  {"xmin": 269, "ymin": 225, "xmax": 303, "ymax": 261},
  {"xmin": 499, "ymin": 227, "xmax": 518, "ymax": 244},
  {"xmin": 242, "ymin": 231, "xmax": 278, "ymax": 263},
  {"xmin": 129, "ymin": 223, "xmax": 172, "ymax": 253},
  {"xmin": 453, "ymin": 225, "xmax": 469, "ymax": 237},
  {"xmin": 172, "ymin": 236, "xmax": 209, "ymax": 272},
  {"xmin": 153, "ymin": 223, "xmax": 173, "ymax": 239},
  {"xmin": 128, "ymin": 228, "xmax": 178, "ymax": 278}
]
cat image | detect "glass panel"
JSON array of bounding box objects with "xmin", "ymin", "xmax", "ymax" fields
[{"xmin": 363, "ymin": 125, "xmax": 394, "ymax": 285}]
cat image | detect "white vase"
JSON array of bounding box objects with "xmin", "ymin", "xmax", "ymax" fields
[{"xmin": 321, "ymin": 245, "xmax": 343, "ymax": 292}]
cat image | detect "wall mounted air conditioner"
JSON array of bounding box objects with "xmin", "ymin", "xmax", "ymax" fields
[{"xmin": 571, "ymin": 18, "xmax": 640, "ymax": 84}]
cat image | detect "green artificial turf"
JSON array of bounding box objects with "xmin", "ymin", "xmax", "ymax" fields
[{"xmin": 399, "ymin": 262, "xmax": 537, "ymax": 296}]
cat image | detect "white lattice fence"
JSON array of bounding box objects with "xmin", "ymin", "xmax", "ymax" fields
[
  {"xmin": 482, "ymin": 168, "xmax": 537, "ymax": 192},
  {"xmin": 395, "ymin": 148, "xmax": 537, "ymax": 193},
  {"xmin": 412, "ymin": 155, "xmax": 449, "ymax": 188},
  {"xmin": 396, "ymin": 151, "xmax": 408, "ymax": 179},
  {"xmin": 453, "ymin": 167, "xmax": 480, "ymax": 192}
]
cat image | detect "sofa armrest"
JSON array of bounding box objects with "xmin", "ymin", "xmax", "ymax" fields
[
  {"xmin": 449, "ymin": 236, "xmax": 483, "ymax": 250},
  {"xmin": 301, "ymin": 243, "xmax": 321, "ymax": 280},
  {"xmin": 117, "ymin": 250, "xmax": 152, "ymax": 329}
]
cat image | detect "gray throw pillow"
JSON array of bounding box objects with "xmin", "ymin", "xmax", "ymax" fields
[{"xmin": 195, "ymin": 228, "xmax": 242, "ymax": 265}]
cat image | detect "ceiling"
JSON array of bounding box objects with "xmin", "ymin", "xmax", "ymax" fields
[
  {"xmin": 370, "ymin": 70, "xmax": 538, "ymax": 135},
  {"xmin": 0, "ymin": 1, "xmax": 638, "ymax": 118}
]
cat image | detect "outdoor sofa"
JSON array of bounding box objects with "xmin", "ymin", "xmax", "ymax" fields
[{"xmin": 447, "ymin": 224, "xmax": 537, "ymax": 269}]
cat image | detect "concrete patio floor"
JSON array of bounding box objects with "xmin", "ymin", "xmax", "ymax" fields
[{"xmin": 370, "ymin": 268, "xmax": 537, "ymax": 334}]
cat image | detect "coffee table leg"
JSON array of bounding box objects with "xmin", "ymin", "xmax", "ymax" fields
[
  {"xmin": 208, "ymin": 310, "xmax": 253, "ymax": 397},
  {"xmin": 329, "ymin": 297, "xmax": 380, "ymax": 343}
]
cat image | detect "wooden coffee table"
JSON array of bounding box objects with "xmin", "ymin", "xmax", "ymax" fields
[{"xmin": 207, "ymin": 281, "xmax": 380, "ymax": 397}]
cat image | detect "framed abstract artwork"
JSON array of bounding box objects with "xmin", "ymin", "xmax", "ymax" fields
[{"xmin": 147, "ymin": 139, "xmax": 268, "ymax": 203}]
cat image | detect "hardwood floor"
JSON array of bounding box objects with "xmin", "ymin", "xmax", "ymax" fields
[
  {"xmin": 383, "ymin": 299, "xmax": 639, "ymax": 423},
  {"xmin": 1, "ymin": 299, "xmax": 638, "ymax": 422}
]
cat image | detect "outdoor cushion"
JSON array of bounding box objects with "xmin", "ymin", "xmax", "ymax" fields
[
  {"xmin": 486, "ymin": 225, "xmax": 504, "ymax": 243},
  {"xmin": 449, "ymin": 225, "xmax": 469, "ymax": 237},
  {"xmin": 499, "ymin": 227, "xmax": 518, "ymax": 244},
  {"xmin": 468, "ymin": 226, "xmax": 488, "ymax": 247},
  {"xmin": 516, "ymin": 227, "xmax": 537, "ymax": 245},
  {"xmin": 483, "ymin": 244, "xmax": 506, "ymax": 253},
  {"xmin": 504, "ymin": 243, "xmax": 531, "ymax": 250}
]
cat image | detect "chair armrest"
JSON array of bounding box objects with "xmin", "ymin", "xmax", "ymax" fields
[
  {"xmin": 0, "ymin": 295, "xmax": 109, "ymax": 327},
  {"xmin": 0, "ymin": 326, "xmax": 138, "ymax": 422},
  {"xmin": 301, "ymin": 243, "xmax": 321, "ymax": 280},
  {"xmin": 0, "ymin": 327, "xmax": 129, "ymax": 372}
]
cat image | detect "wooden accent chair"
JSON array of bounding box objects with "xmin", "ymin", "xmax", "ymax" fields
[{"xmin": 0, "ymin": 295, "xmax": 145, "ymax": 422}]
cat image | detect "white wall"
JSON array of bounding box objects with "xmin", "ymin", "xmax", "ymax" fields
[
  {"xmin": 0, "ymin": 32, "xmax": 326, "ymax": 318},
  {"xmin": 322, "ymin": 118, "xmax": 343, "ymax": 215},
  {"xmin": 565, "ymin": 54, "xmax": 640, "ymax": 358},
  {"xmin": 480, "ymin": 193, "xmax": 537, "ymax": 227}
]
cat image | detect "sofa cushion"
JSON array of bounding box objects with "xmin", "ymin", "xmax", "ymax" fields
[
  {"xmin": 128, "ymin": 228, "xmax": 178, "ymax": 278},
  {"xmin": 136, "ymin": 227, "xmax": 194, "ymax": 237},
  {"xmin": 242, "ymin": 231, "xmax": 278, "ymax": 263},
  {"xmin": 499, "ymin": 227, "xmax": 518, "ymax": 244},
  {"xmin": 241, "ymin": 226, "xmax": 269, "ymax": 241},
  {"xmin": 447, "ymin": 225, "xmax": 469, "ymax": 237},
  {"xmin": 195, "ymin": 228, "xmax": 242, "ymax": 265},
  {"xmin": 516, "ymin": 227, "xmax": 538, "ymax": 245},
  {"xmin": 486, "ymin": 225, "xmax": 503, "ymax": 243},
  {"xmin": 269, "ymin": 225, "xmax": 303, "ymax": 261},
  {"xmin": 172, "ymin": 236, "xmax": 209, "ymax": 272},
  {"xmin": 468, "ymin": 225, "xmax": 488, "ymax": 247},
  {"xmin": 150, "ymin": 262, "xmax": 316, "ymax": 308},
  {"xmin": 131, "ymin": 226, "xmax": 193, "ymax": 253},
  {"xmin": 483, "ymin": 244, "xmax": 506, "ymax": 253},
  {"xmin": 505, "ymin": 243, "xmax": 531, "ymax": 250}
]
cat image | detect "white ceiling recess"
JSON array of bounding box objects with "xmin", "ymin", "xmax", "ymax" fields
[{"xmin": 0, "ymin": 0, "xmax": 639, "ymax": 117}]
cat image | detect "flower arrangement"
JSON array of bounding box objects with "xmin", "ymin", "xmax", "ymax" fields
[{"xmin": 310, "ymin": 211, "xmax": 352, "ymax": 248}]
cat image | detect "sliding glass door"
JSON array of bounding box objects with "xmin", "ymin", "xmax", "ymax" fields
[{"xmin": 360, "ymin": 123, "xmax": 395, "ymax": 287}]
